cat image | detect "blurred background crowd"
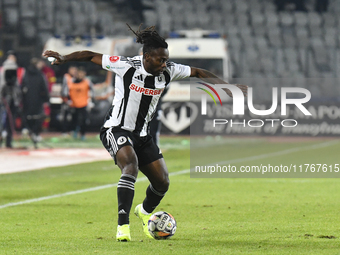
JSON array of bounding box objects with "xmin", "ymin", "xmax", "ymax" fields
[
  {"xmin": 1, "ymin": 0, "xmax": 339, "ymax": 77},
  {"xmin": 0, "ymin": 0, "xmax": 339, "ymax": 147}
]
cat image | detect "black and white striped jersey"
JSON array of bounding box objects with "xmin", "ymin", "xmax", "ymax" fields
[{"xmin": 102, "ymin": 54, "xmax": 191, "ymax": 136}]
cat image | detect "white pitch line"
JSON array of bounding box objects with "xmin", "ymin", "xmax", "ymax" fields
[
  {"xmin": 0, "ymin": 169, "xmax": 190, "ymax": 210},
  {"xmin": 0, "ymin": 140, "xmax": 337, "ymax": 210}
]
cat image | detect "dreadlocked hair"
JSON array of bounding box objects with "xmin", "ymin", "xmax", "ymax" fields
[{"xmin": 127, "ymin": 23, "xmax": 168, "ymax": 54}]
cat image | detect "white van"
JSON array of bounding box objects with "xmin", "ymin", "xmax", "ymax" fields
[{"xmin": 164, "ymin": 30, "xmax": 231, "ymax": 102}]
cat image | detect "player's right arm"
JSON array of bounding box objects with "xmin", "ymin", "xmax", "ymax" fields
[
  {"xmin": 42, "ymin": 50, "xmax": 102, "ymax": 66},
  {"xmin": 190, "ymin": 67, "xmax": 248, "ymax": 97}
]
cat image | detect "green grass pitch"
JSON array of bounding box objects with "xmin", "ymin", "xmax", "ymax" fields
[{"xmin": 0, "ymin": 137, "xmax": 340, "ymax": 254}]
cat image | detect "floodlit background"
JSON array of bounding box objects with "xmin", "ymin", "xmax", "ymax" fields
[
  {"xmin": 1, "ymin": 0, "xmax": 340, "ymax": 135},
  {"xmin": 1, "ymin": 0, "xmax": 339, "ymax": 76},
  {"xmin": 1, "ymin": 1, "xmax": 340, "ymax": 254}
]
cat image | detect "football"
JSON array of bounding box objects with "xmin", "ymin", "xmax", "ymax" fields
[{"xmin": 148, "ymin": 211, "xmax": 177, "ymax": 240}]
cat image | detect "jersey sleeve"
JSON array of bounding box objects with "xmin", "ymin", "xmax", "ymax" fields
[
  {"xmin": 102, "ymin": 55, "xmax": 129, "ymax": 77},
  {"xmin": 167, "ymin": 62, "xmax": 191, "ymax": 81}
]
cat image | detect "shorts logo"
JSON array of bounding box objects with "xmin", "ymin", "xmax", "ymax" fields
[
  {"xmin": 127, "ymin": 137, "xmax": 133, "ymax": 146},
  {"xmin": 118, "ymin": 209, "xmax": 127, "ymax": 214},
  {"xmin": 109, "ymin": 56, "xmax": 119, "ymax": 63},
  {"xmin": 117, "ymin": 136, "xmax": 127, "ymax": 145}
]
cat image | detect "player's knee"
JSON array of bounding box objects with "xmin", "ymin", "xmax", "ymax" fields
[
  {"xmin": 121, "ymin": 162, "xmax": 138, "ymax": 176},
  {"xmin": 162, "ymin": 177, "xmax": 170, "ymax": 192},
  {"xmin": 154, "ymin": 175, "xmax": 170, "ymax": 193},
  {"xmin": 118, "ymin": 156, "xmax": 138, "ymax": 176}
]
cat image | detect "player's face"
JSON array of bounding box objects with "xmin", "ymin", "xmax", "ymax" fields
[{"xmin": 144, "ymin": 48, "xmax": 169, "ymax": 76}]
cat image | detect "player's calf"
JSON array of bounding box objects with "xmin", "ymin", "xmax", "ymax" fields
[
  {"xmin": 142, "ymin": 183, "xmax": 168, "ymax": 215},
  {"xmin": 117, "ymin": 174, "xmax": 136, "ymax": 226}
]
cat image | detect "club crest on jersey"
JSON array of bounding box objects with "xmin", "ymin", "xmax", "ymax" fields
[
  {"xmin": 117, "ymin": 136, "xmax": 127, "ymax": 145},
  {"xmin": 109, "ymin": 56, "xmax": 119, "ymax": 63},
  {"xmin": 129, "ymin": 84, "xmax": 164, "ymax": 96}
]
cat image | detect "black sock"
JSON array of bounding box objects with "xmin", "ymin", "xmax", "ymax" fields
[
  {"xmin": 142, "ymin": 184, "xmax": 167, "ymax": 214},
  {"xmin": 117, "ymin": 174, "xmax": 136, "ymax": 225}
]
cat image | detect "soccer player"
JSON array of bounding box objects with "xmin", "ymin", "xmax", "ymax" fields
[{"xmin": 43, "ymin": 24, "xmax": 247, "ymax": 241}]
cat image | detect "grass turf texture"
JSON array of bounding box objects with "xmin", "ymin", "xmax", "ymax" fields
[{"xmin": 0, "ymin": 137, "xmax": 339, "ymax": 254}]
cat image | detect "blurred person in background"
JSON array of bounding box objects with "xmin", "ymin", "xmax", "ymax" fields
[
  {"xmin": 37, "ymin": 58, "xmax": 56, "ymax": 93},
  {"xmin": 0, "ymin": 50, "xmax": 21, "ymax": 148},
  {"xmin": 37, "ymin": 58, "xmax": 56, "ymax": 131},
  {"xmin": 315, "ymin": 0, "xmax": 328, "ymax": 12},
  {"xmin": 21, "ymin": 58, "xmax": 49, "ymax": 148},
  {"xmin": 63, "ymin": 67, "xmax": 93, "ymax": 140},
  {"xmin": 60, "ymin": 66, "xmax": 78, "ymax": 136}
]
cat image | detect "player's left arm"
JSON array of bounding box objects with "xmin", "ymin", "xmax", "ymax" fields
[
  {"xmin": 42, "ymin": 50, "xmax": 102, "ymax": 66},
  {"xmin": 190, "ymin": 67, "xmax": 247, "ymax": 97}
]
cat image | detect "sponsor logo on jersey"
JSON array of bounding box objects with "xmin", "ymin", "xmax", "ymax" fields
[
  {"xmin": 117, "ymin": 136, "xmax": 127, "ymax": 145},
  {"xmin": 106, "ymin": 65, "xmax": 123, "ymax": 69},
  {"xmin": 111, "ymin": 66, "xmax": 125, "ymax": 69},
  {"xmin": 129, "ymin": 84, "xmax": 164, "ymax": 96},
  {"xmin": 109, "ymin": 56, "xmax": 119, "ymax": 63}
]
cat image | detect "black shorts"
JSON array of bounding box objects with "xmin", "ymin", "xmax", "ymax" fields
[{"xmin": 100, "ymin": 127, "xmax": 163, "ymax": 167}]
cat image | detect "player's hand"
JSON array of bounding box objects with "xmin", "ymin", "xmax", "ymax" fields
[
  {"xmin": 223, "ymin": 84, "xmax": 248, "ymax": 98},
  {"xmin": 42, "ymin": 50, "xmax": 65, "ymax": 65}
]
